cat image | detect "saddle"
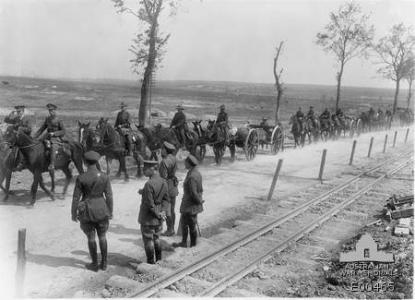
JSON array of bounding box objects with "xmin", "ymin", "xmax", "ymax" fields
[{"xmin": 44, "ymin": 140, "xmax": 71, "ymax": 157}]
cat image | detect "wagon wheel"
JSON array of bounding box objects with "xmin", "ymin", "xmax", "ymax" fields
[
  {"xmin": 244, "ymin": 129, "xmax": 259, "ymax": 161},
  {"xmin": 356, "ymin": 118, "xmax": 363, "ymax": 137},
  {"xmin": 270, "ymin": 125, "xmax": 284, "ymax": 155}
]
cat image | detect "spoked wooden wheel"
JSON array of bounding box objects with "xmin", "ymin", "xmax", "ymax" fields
[
  {"xmin": 270, "ymin": 125, "xmax": 284, "ymax": 155},
  {"xmin": 244, "ymin": 129, "xmax": 259, "ymax": 161}
]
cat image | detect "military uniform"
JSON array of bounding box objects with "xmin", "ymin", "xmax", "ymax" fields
[
  {"xmin": 138, "ymin": 169, "xmax": 169, "ymax": 264},
  {"xmin": 170, "ymin": 106, "xmax": 187, "ymax": 145},
  {"xmin": 175, "ymin": 155, "xmax": 203, "ymax": 248},
  {"xmin": 34, "ymin": 104, "xmax": 66, "ymax": 170},
  {"xmin": 159, "ymin": 143, "xmax": 179, "ymax": 236},
  {"xmin": 71, "ymin": 151, "xmax": 113, "ymax": 271},
  {"xmin": 114, "ymin": 103, "xmax": 133, "ymax": 155},
  {"xmin": 4, "ymin": 109, "xmax": 32, "ymax": 135}
]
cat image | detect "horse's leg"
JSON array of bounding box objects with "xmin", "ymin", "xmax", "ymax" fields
[
  {"xmin": 106, "ymin": 156, "xmax": 112, "ymax": 176},
  {"xmin": 1, "ymin": 170, "xmax": 12, "ymax": 201},
  {"xmin": 30, "ymin": 171, "xmax": 41, "ymax": 205},
  {"xmin": 229, "ymin": 144, "xmax": 236, "ymax": 163},
  {"xmin": 49, "ymin": 169, "xmax": 55, "ymax": 193},
  {"xmin": 133, "ymin": 152, "xmax": 143, "ymax": 178},
  {"xmin": 38, "ymin": 172, "xmax": 55, "ymax": 201},
  {"xmin": 121, "ymin": 156, "xmax": 129, "ymax": 181},
  {"xmin": 61, "ymin": 165, "xmax": 73, "ymax": 196}
]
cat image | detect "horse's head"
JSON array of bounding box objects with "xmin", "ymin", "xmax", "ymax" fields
[
  {"xmin": 78, "ymin": 120, "xmax": 90, "ymax": 143},
  {"xmin": 207, "ymin": 120, "xmax": 216, "ymax": 131},
  {"xmin": 192, "ymin": 120, "xmax": 204, "ymax": 138}
]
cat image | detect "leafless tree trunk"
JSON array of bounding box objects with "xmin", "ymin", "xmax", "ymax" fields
[
  {"xmin": 335, "ymin": 60, "xmax": 345, "ymax": 110},
  {"xmin": 393, "ymin": 79, "xmax": 400, "ymax": 114},
  {"xmin": 273, "ymin": 41, "xmax": 284, "ymax": 124}
]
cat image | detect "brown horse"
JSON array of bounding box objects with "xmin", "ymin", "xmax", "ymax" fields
[{"xmin": 4, "ymin": 128, "xmax": 84, "ymax": 205}]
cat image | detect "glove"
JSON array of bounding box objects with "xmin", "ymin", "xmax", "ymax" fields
[
  {"xmin": 158, "ymin": 211, "xmax": 167, "ymax": 221},
  {"xmin": 171, "ymin": 125, "xmax": 176, "ymax": 129},
  {"xmin": 48, "ymin": 132, "xmax": 54, "ymax": 138}
]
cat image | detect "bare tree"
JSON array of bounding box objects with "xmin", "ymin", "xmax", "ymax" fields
[
  {"xmin": 404, "ymin": 54, "xmax": 415, "ymax": 109},
  {"xmin": 373, "ymin": 23, "xmax": 415, "ymax": 114},
  {"xmin": 111, "ymin": 0, "xmax": 178, "ymax": 126},
  {"xmin": 316, "ymin": 2, "xmax": 373, "ymax": 110},
  {"xmin": 273, "ymin": 41, "xmax": 284, "ymax": 123}
]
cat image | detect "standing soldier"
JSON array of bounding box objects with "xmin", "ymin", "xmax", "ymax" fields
[
  {"xmin": 114, "ymin": 102, "xmax": 133, "ymax": 155},
  {"xmin": 170, "ymin": 105, "xmax": 187, "ymax": 147},
  {"xmin": 160, "ymin": 142, "xmax": 179, "ymax": 236},
  {"xmin": 4, "ymin": 105, "xmax": 32, "ymax": 170},
  {"xmin": 71, "ymin": 151, "xmax": 113, "ymax": 271},
  {"xmin": 138, "ymin": 160, "xmax": 169, "ymax": 264},
  {"xmin": 34, "ymin": 103, "xmax": 66, "ymax": 171},
  {"xmin": 173, "ymin": 155, "xmax": 203, "ymax": 248}
]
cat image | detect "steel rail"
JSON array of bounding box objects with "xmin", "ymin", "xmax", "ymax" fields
[
  {"xmin": 129, "ymin": 150, "xmax": 412, "ymax": 298},
  {"xmin": 200, "ymin": 157, "xmax": 412, "ymax": 296}
]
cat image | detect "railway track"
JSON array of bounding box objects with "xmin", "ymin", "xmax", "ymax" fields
[{"xmin": 128, "ymin": 148, "xmax": 413, "ymax": 298}]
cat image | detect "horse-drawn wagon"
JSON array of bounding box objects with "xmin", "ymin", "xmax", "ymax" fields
[{"xmin": 247, "ymin": 123, "xmax": 284, "ymax": 154}]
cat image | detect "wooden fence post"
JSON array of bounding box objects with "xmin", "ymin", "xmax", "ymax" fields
[
  {"xmin": 15, "ymin": 228, "xmax": 26, "ymax": 298},
  {"xmin": 383, "ymin": 134, "xmax": 388, "ymax": 153},
  {"xmin": 318, "ymin": 149, "xmax": 327, "ymax": 183},
  {"xmin": 368, "ymin": 137, "xmax": 374, "ymax": 158},
  {"xmin": 405, "ymin": 128, "xmax": 410, "ymax": 144},
  {"xmin": 393, "ymin": 131, "xmax": 397, "ymax": 148},
  {"xmin": 349, "ymin": 140, "xmax": 357, "ymax": 165},
  {"xmin": 267, "ymin": 159, "xmax": 284, "ymax": 201}
]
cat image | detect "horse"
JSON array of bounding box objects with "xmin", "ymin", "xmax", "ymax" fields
[
  {"xmin": 289, "ymin": 115, "xmax": 307, "ymax": 147},
  {"xmin": 305, "ymin": 116, "xmax": 320, "ymax": 143},
  {"xmin": 4, "ymin": 128, "xmax": 84, "ymax": 205},
  {"xmin": 137, "ymin": 123, "xmax": 200, "ymax": 160},
  {"xmin": 319, "ymin": 117, "xmax": 334, "ymax": 141},
  {"xmin": 192, "ymin": 120, "xmax": 207, "ymax": 161},
  {"xmin": 79, "ymin": 119, "xmax": 147, "ymax": 179}
]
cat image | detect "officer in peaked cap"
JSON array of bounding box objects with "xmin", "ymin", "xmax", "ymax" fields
[
  {"xmin": 72, "ymin": 150, "xmax": 113, "ymax": 272},
  {"xmin": 173, "ymin": 154, "xmax": 204, "ymax": 248},
  {"xmin": 34, "ymin": 103, "xmax": 67, "ymax": 171},
  {"xmin": 160, "ymin": 141, "xmax": 179, "ymax": 236},
  {"xmin": 170, "ymin": 105, "xmax": 187, "ymax": 147},
  {"xmin": 138, "ymin": 159, "xmax": 170, "ymax": 264},
  {"xmin": 114, "ymin": 102, "xmax": 133, "ymax": 156}
]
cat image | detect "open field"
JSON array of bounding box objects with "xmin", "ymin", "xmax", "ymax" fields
[{"xmin": 0, "ymin": 75, "xmax": 410, "ymax": 137}]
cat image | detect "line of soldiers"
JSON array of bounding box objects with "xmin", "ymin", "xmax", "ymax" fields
[
  {"xmin": 3, "ymin": 103, "xmax": 67, "ymax": 171},
  {"xmin": 71, "ymin": 145, "xmax": 204, "ymax": 270}
]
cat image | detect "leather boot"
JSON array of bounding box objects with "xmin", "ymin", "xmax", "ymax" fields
[
  {"xmin": 154, "ymin": 239, "xmax": 162, "ymax": 262},
  {"xmin": 190, "ymin": 228, "xmax": 197, "ymax": 248},
  {"xmin": 86, "ymin": 241, "xmax": 99, "ymax": 272},
  {"xmin": 144, "ymin": 239, "xmax": 155, "ymax": 264},
  {"xmin": 99, "ymin": 237, "xmax": 108, "ymax": 271},
  {"xmin": 173, "ymin": 225, "xmax": 188, "ymax": 248}
]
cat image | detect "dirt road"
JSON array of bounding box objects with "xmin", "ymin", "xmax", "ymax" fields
[{"xmin": 0, "ymin": 126, "xmax": 412, "ymax": 297}]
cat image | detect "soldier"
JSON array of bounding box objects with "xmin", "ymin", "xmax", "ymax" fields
[
  {"xmin": 173, "ymin": 155, "xmax": 203, "ymax": 248},
  {"xmin": 4, "ymin": 105, "xmax": 32, "ymax": 135},
  {"xmin": 296, "ymin": 107, "xmax": 304, "ymax": 119},
  {"xmin": 114, "ymin": 102, "xmax": 133, "ymax": 155},
  {"xmin": 160, "ymin": 142, "xmax": 179, "ymax": 236},
  {"xmin": 34, "ymin": 103, "xmax": 66, "ymax": 171},
  {"xmin": 216, "ymin": 104, "xmax": 229, "ymax": 143},
  {"xmin": 260, "ymin": 117, "xmax": 272, "ymax": 138},
  {"xmin": 320, "ymin": 108, "xmax": 331, "ymax": 120},
  {"xmin": 71, "ymin": 151, "xmax": 113, "ymax": 271},
  {"xmin": 170, "ymin": 105, "xmax": 187, "ymax": 147},
  {"xmin": 4, "ymin": 105, "xmax": 32, "ymax": 171},
  {"xmin": 306, "ymin": 106, "xmax": 315, "ymax": 119},
  {"xmin": 138, "ymin": 160, "xmax": 169, "ymax": 264}
]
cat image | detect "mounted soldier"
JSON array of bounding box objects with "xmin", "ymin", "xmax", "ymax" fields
[
  {"xmin": 170, "ymin": 105, "xmax": 187, "ymax": 147},
  {"xmin": 334, "ymin": 108, "xmax": 345, "ymax": 128},
  {"xmin": 216, "ymin": 104, "xmax": 229, "ymax": 143},
  {"xmin": 4, "ymin": 105, "xmax": 32, "ymax": 170},
  {"xmin": 114, "ymin": 102, "xmax": 133, "ymax": 155},
  {"xmin": 306, "ymin": 106, "xmax": 318, "ymax": 128},
  {"xmin": 34, "ymin": 103, "xmax": 68, "ymax": 171},
  {"xmin": 295, "ymin": 107, "xmax": 305, "ymax": 132}
]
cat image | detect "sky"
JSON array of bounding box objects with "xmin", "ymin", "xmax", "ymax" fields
[{"xmin": 1, "ymin": 0, "xmax": 415, "ymax": 88}]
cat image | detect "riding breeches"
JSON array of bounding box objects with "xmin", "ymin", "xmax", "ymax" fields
[{"xmin": 141, "ymin": 224, "xmax": 162, "ymax": 264}]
